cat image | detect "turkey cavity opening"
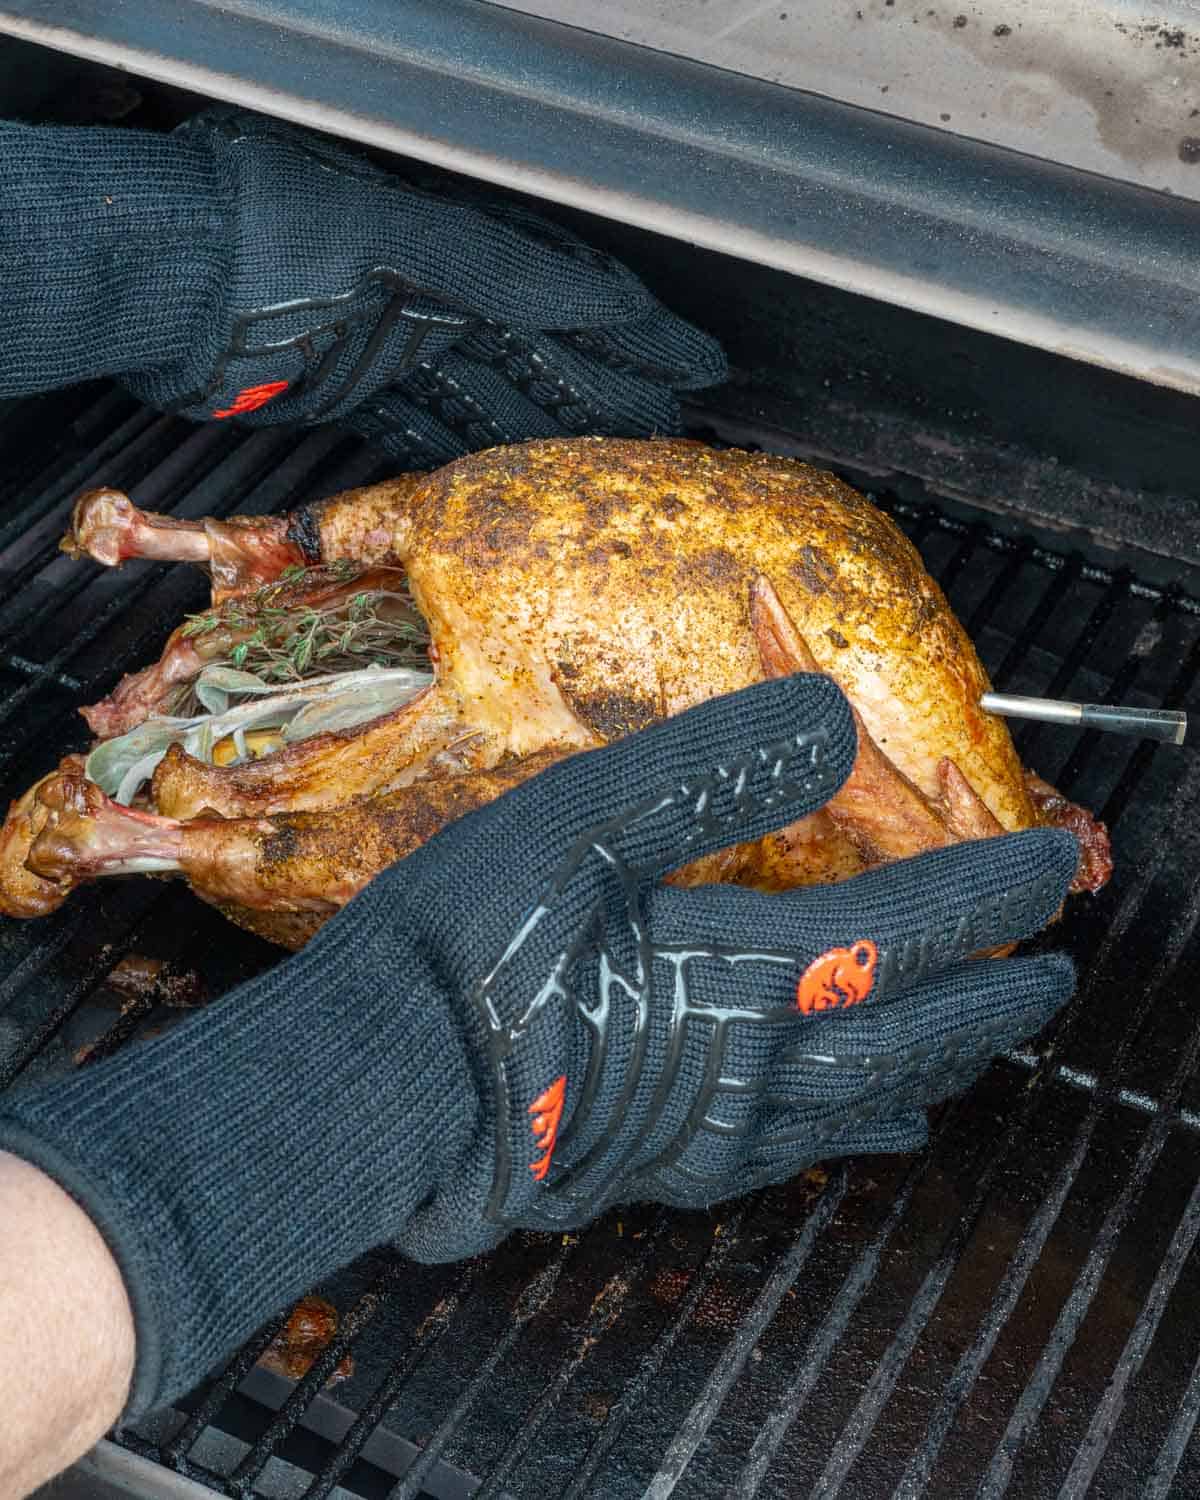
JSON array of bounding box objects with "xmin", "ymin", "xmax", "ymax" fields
[{"xmin": 86, "ymin": 566, "xmax": 435, "ymax": 805}]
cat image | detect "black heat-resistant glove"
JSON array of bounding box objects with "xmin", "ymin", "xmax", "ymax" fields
[
  {"xmin": 0, "ymin": 108, "xmax": 726, "ymax": 464},
  {"xmin": 0, "ymin": 676, "xmax": 1077, "ymax": 1419}
]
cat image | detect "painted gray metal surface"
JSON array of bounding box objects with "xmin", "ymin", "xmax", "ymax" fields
[
  {"xmin": 0, "ymin": 3, "xmax": 1196, "ymax": 390},
  {"xmin": 492, "ymin": 0, "xmax": 1200, "ymax": 201},
  {"xmin": 37, "ymin": 1442, "xmax": 217, "ymax": 1500}
]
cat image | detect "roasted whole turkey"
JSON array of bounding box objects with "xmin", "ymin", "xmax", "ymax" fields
[{"xmin": 0, "ymin": 438, "xmax": 1110, "ymax": 948}]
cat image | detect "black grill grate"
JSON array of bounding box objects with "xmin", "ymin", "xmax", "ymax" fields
[{"xmin": 5, "ymin": 387, "xmax": 1200, "ymax": 1497}]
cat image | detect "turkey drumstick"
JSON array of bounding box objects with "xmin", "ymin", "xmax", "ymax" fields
[
  {"xmin": 66, "ymin": 473, "xmax": 426, "ymax": 598},
  {"xmin": 22, "ymin": 752, "xmax": 564, "ymax": 946},
  {"xmin": 1, "ymin": 438, "xmax": 1111, "ymax": 942}
]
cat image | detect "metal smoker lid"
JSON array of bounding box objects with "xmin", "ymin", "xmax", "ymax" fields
[{"xmin": 1, "ymin": 0, "xmax": 1200, "ymax": 401}]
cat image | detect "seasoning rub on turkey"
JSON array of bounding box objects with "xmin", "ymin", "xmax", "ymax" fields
[{"xmin": 0, "ymin": 438, "xmax": 1111, "ymax": 948}]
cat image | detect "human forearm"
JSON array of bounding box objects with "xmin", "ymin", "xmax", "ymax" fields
[
  {"xmin": 0, "ymin": 934, "xmax": 471, "ymax": 1422},
  {"xmin": 0, "ymin": 1151, "xmax": 134, "ymax": 1499}
]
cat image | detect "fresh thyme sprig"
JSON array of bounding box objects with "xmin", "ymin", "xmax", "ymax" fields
[{"xmin": 175, "ymin": 563, "xmax": 430, "ymax": 712}]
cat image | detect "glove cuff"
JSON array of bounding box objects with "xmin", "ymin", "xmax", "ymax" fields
[
  {"xmin": 0, "ymin": 121, "xmax": 232, "ymax": 397},
  {"xmin": 0, "ymin": 910, "xmax": 474, "ymax": 1419}
]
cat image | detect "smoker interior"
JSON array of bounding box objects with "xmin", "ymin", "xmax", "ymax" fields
[{"xmin": 5, "ymin": 62, "xmax": 1200, "ymax": 1500}]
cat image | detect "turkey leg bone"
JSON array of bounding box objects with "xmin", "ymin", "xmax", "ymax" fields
[
  {"xmin": 20, "ymin": 754, "xmax": 565, "ymax": 940},
  {"xmin": 65, "ymin": 475, "xmax": 426, "ymax": 598},
  {"xmin": 63, "ymin": 488, "xmax": 298, "ymax": 598}
]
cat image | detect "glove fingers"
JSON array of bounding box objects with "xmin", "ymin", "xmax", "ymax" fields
[
  {"xmin": 738, "ymin": 1111, "xmax": 930, "ymax": 1173},
  {"xmin": 461, "ymin": 675, "xmax": 856, "ymax": 887},
  {"xmin": 829, "ymin": 1111, "xmax": 930, "ymax": 1159},
  {"xmin": 459, "ymin": 326, "xmax": 690, "ymax": 437},
  {"xmin": 649, "ymin": 827, "xmax": 1078, "ymax": 1000},
  {"xmin": 684, "ymin": 955, "xmax": 1071, "ymax": 1201},
  {"xmin": 340, "ymin": 372, "xmax": 520, "ymax": 466},
  {"xmin": 773, "ymin": 954, "xmax": 1074, "ymax": 1119},
  {"xmin": 403, "ymin": 193, "xmax": 658, "ymax": 327},
  {"xmin": 344, "ymin": 335, "xmax": 687, "ymax": 466},
  {"xmin": 557, "ymin": 309, "xmax": 729, "ymax": 390},
  {"xmin": 755, "ymin": 1111, "xmax": 931, "ymax": 1169},
  {"xmin": 427, "ymin": 346, "xmax": 609, "ymax": 442},
  {"xmin": 183, "ymin": 107, "xmax": 658, "ymax": 330},
  {"xmin": 657, "ymin": 1111, "xmax": 929, "ymax": 1205}
]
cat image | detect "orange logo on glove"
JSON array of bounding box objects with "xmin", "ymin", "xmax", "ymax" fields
[
  {"xmin": 796, "ymin": 940, "xmax": 878, "ymax": 1014},
  {"xmin": 528, "ymin": 1075, "xmax": 567, "ymax": 1180},
  {"xmin": 213, "ymin": 380, "xmax": 290, "ymax": 418}
]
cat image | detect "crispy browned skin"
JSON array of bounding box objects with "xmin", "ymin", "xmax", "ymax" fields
[
  {"xmin": 19, "ymin": 750, "xmax": 862, "ymax": 950},
  {"xmin": 2, "ymin": 438, "xmax": 1110, "ymax": 940},
  {"xmin": 1024, "ymin": 770, "xmax": 1112, "ymax": 893},
  {"xmin": 26, "ymin": 756, "xmax": 565, "ymax": 938},
  {"xmin": 0, "ymin": 758, "xmax": 86, "ymax": 917},
  {"xmin": 152, "ymin": 688, "xmax": 475, "ymax": 820},
  {"xmin": 300, "ymin": 475, "xmax": 428, "ymax": 567},
  {"xmin": 153, "ymin": 440, "xmax": 1035, "ymax": 836},
  {"xmin": 307, "ymin": 438, "xmax": 1036, "ymax": 826}
]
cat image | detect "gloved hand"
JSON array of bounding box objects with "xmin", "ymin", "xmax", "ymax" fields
[
  {"xmin": 0, "ymin": 108, "xmax": 725, "ymax": 464},
  {"xmin": 0, "ymin": 675, "xmax": 1077, "ymax": 1420}
]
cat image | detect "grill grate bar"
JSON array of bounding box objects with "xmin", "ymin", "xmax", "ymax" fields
[
  {"xmin": 0, "ymin": 416, "xmax": 234, "ymax": 616},
  {"xmin": 992, "ymin": 558, "xmax": 1082, "ymax": 692},
  {"xmin": 884, "ymin": 752, "xmax": 1200, "ymax": 1495},
  {"xmin": 884, "ymin": 495, "xmax": 1200, "ymax": 617},
  {"xmin": 0, "ymin": 651, "xmax": 82, "ymax": 687},
  {"xmin": 300, "ymin": 1261, "xmax": 482, "ymax": 1500},
  {"xmin": 227, "ymin": 1262, "xmax": 406, "ymax": 1495},
  {"xmin": 976, "ymin": 879, "xmax": 1200, "ymax": 1498},
  {"xmin": 894, "ymin": 504, "xmax": 939, "ymax": 552},
  {"xmin": 0, "ymin": 391, "xmax": 153, "ymax": 558},
  {"xmin": 560, "ymin": 1205, "xmax": 750, "ymax": 1500},
  {"xmin": 740, "ymin": 743, "xmax": 1200, "ymax": 1498},
  {"xmin": 812, "ymin": 1091, "xmax": 1090, "ymax": 1496},
  {"xmin": 930, "ymin": 524, "xmax": 985, "ymax": 600},
  {"xmin": 1004, "ymin": 1049, "xmax": 1200, "ymax": 1133},
  {"xmin": 0, "ymin": 571, "xmax": 198, "ymax": 733},
  {"xmin": 1013, "ymin": 570, "xmax": 1132, "ymax": 763},
  {"xmin": 1147, "ymin": 1333, "xmax": 1200, "ymax": 1498},
  {"xmin": 1062, "ymin": 1169, "xmax": 1200, "ymax": 1495},
  {"xmin": 1091, "ymin": 628, "xmax": 1200, "ymax": 833},
  {"xmin": 727, "ymin": 1146, "xmax": 947, "ymax": 1499},
  {"xmin": 0, "ymin": 913, "xmax": 79, "ymax": 1016},
  {"xmin": 644, "ymin": 1170, "xmax": 849, "ymax": 1499},
  {"xmin": 0, "ymin": 425, "xmax": 290, "ymax": 669},
  {"xmin": 71, "ymin": 989, "xmax": 158, "ymax": 1070},
  {"xmin": 963, "ymin": 540, "xmax": 1035, "ymax": 641},
  {"xmin": 160, "ymin": 1315, "xmax": 316, "ymax": 1466},
  {"xmin": 474, "ymin": 1215, "xmax": 671, "ymax": 1500},
  {"xmin": 1051, "ymin": 595, "xmax": 1178, "ymax": 797},
  {"xmin": 893, "ymin": 1119, "xmax": 1094, "ymax": 1499},
  {"xmin": 386, "ymin": 1244, "xmax": 576, "ymax": 1500},
  {"xmin": 0, "ymin": 887, "xmax": 175, "ymax": 1088}
]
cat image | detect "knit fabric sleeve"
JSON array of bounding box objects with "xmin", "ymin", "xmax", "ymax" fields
[
  {"xmin": 0, "ymin": 897, "xmax": 477, "ymax": 1420},
  {"xmin": 0, "ymin": 120, "xmax": 232, "ymax": 395}
]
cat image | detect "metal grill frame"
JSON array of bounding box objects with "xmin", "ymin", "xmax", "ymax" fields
[{"xmin": 5, "ymin": 390, "xmax": 1200, "ymax": 1497}]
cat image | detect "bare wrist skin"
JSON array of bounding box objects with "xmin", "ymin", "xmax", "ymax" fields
[{"xmin": 0, "ymin": 1151, "xmax": 135, "ymax": 1499}]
